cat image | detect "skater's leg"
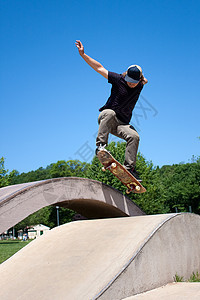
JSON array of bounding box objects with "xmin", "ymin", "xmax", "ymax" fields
[
  {"xmin": 96, "ymin": 109, "xmax": 117, "ymax": 147},
  {"xmin": 113, "ymin": 124, "xmax": 140, "ymax": 169}
]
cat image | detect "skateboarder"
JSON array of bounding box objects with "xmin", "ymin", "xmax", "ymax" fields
[{"xmin": 75, "ymin": 40, "xmax": 148, "ymax": 181}]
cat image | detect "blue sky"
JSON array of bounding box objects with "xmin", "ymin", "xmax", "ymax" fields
[{"xmin": 1, "ymin": 0, "xmax": 200, "ymax": 173}]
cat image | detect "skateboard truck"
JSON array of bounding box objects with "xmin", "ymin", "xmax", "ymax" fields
[
  {"xmin": 126, "ymin": 183, "xmax": 141, "ymax": 194},
  {"xmin": 102, "ymin": 162, "xmax": 117, "ymax": 172}
]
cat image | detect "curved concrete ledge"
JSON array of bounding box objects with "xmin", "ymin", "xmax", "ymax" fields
[
  {"xmin": 0, "ymin": 177, "xmax": 144, "ymax": 233},
  {"xmin": 0, "ymin": 213, "xmax": 199, "ymax": 300}
]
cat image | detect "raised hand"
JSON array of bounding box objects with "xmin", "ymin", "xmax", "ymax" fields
[
  {"xmin": 75, "ymin": 40, "xmax": 84, "ymax": 56},
  {"xmin": 75, "ymin": 40, "xmax": 108, "ymax": 79}
]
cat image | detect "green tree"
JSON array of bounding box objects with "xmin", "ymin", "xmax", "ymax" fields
[
  {"xmin": 157, "ymin": 161, "xmax": 200, "ymax": 214},
  {"xmin": 9, "ymin": 160, "xmax": 89, "ymax": 185},
  {"xmin": 0, "ymin": 157, "xmax": 8, "ymax": 187},
  {"xmin": 49, "ymin": 160, "xmax": 89, "ymax": 178},
  {"xmin": 131, "ymin": 153, "xmax": 168, "ymax": 215},
  {"xmin": 0, "ymin": 157, "xmax": 18, "ymax": 187}
]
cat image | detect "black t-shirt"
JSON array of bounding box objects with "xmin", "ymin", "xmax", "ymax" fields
[{"xmin": 99, "ymin": 71, "xmax": 143, "ymax": 124}]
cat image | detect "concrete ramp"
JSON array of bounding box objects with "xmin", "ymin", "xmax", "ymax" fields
[
  {"xmin": 0, "ymin": 213, "xmax": 199, "ymax": 300},
  {"xmin": 0, "ymin": 177, "xmax": 144, "ymax": 234},
  {"xmin": 124, "ymin": 283, "xmax": 200, "ymax": 299}
]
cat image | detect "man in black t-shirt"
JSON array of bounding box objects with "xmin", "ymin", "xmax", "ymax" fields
[{"xmin": 75, "ymin": 40, "xmax": 148, "ymax": 181}]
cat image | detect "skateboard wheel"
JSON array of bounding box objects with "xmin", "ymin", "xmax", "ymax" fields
[
  {"xmin": 111, "ymin": 162, "xmax": 117, "ymax": 168},
  {"xmin": 102, "ymin": 167, "xmax": 106, "ymax": 172},
  {"xmin": 136, "ymin": 185, "xmax": 141, "ymax": 191}
]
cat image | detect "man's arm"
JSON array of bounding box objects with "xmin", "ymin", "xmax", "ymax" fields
[{"xmin": 75, "ymin": 40, "xmax": 108, "ymax": 79}]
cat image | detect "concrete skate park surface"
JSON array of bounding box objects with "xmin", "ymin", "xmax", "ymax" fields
[
  {"xmin": 0, "ymin": 213, "xmax": 200, "ymax": 300},
  {"xmin": 0, "ymin": 177, "xmax": 145, "ymax": 234},
  {"xmin": 124, "ymin": 283, "xmax": 200, "ymax": 299}
]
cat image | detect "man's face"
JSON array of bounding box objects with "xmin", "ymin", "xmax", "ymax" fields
[{"xmin": 126, "ymin": 81, "xmax": 139, "ymax": 88}]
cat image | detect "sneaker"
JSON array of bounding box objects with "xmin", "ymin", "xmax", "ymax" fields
[
  {"xmin": 127, "ymin": 168, "xmax": 142, "ymax": 182},
  {"xmin": 95, "ymin": 144, "xmax": 107, "ymax": 156}
]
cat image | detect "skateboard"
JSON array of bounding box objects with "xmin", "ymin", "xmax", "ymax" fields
[{"xmin": 97, "ymin": 150, "xmax": 146, "ymax": 194}]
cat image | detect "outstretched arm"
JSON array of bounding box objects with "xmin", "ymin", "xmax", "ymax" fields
[{"xmin": 75, "ymin": 40, "xmax": 108, "ymax": 79}]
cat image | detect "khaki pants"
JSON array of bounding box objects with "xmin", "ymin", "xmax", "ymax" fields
[{"xmin": 96, "ymin": 109, "xmax": 140, "ymax": 169}]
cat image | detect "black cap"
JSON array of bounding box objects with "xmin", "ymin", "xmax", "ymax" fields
[{"xmin": 125, "ymin": 65, "xmax": 142, "ymax": 83}]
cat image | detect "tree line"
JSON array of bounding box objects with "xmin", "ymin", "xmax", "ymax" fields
[{"xmin": 0, "ymin": 142, "xmax": 199, "ymax": 231}]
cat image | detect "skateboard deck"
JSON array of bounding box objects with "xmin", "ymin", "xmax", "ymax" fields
[{"xmin": 97, "ymin": 150, "xmax": 146, "ymax": 194}]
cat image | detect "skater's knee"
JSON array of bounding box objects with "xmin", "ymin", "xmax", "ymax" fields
[
  {"xmin": 128, "ymin": 131, "xmax": 140, "ymax": 143},
  {"xmin": 101, "ymin": 109, "xmax": 116, "ymax": 119},
  {"xmin": 98, "ymin": 109, "xmax": 116, "ymax": 124}
]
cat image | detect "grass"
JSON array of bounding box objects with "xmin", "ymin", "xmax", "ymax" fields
[
  {"xmin": 174, "ymin": 272, "xmax": 200, "ymax": 282},
  {"xmin": 0, "ymin": 240, "xmax": 32, "ymax": 264}
]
